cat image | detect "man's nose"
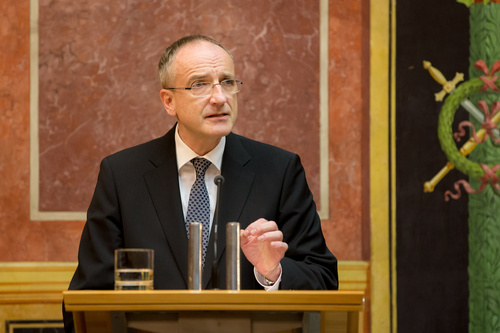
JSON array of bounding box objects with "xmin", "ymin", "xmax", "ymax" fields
[{"xmin": 209, "ymin": 84, "xmax": 228, "ymax": 104}]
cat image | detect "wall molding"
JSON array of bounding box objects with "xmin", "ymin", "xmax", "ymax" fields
[
  {"xmin": 0, "ymin": 259, "xmax": 367, "ymax": 299},
  {"xmin": 370, "ymin": 0, "xmax": 395, "ymax": 331}
]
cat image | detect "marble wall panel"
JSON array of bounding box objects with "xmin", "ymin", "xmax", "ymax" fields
[
  {"xmin": 37, "ymin": 0, "xmax": 320, "ymax": 212},
  {"xmin": 324, "ymin": 0, "xmax": 366, "ymax": 258},
  {"xmin": 0, "ymin": 1, "xmax": 33, "ymax": 259}
]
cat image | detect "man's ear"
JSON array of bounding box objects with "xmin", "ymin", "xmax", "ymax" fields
[{"xmin": 160, "ymin": 89, "xmax": 176, "ymax": 117}]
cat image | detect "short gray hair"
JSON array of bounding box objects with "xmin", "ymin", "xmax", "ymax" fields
[{"xmin": 158, "ymin": 35, "xmax": 233, "ymax": 88}]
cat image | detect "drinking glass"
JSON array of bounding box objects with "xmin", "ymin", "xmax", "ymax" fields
[{"xmin": 114, "ymin": 248, "xmax": 154, "ymax": 290}]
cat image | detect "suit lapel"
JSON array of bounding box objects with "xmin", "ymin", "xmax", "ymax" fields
[
  {"xmin": 203, "ymin": 133, "xmax": 255, "ymax": 288},
  {"xmin": 143, "ymin": 129, "xmax": 256, "ymax": 290},
  {"xmin": 143, "ymin": 127, "xmax": 190, "ymax": 287}
]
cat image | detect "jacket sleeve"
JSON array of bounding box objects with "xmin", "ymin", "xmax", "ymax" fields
[
  {"xmin": 277, "ymin": 153, "xmax": 339, "ymax": 290},
  {"xmin": 63, "ymin": 157, "xmax": 124, "ymax": 333},
  {"xmin": 69, "ymin": 157, "xmax": 124, "ymax": 291}
]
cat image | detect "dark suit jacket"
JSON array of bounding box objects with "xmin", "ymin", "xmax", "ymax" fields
[{"xmin": 64, "ymin": 125, "xmax": 338, "ymax": 330}]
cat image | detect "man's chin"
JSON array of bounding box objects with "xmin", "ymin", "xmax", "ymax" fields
[
  {"xmin": 210, "ymin": 129, "xmax": 232, "ymax": 139},
  {"xmin": 206, "ymin": 121, "xmax": 235, "ymax": 137}
]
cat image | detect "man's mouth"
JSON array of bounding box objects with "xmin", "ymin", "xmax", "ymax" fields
[{"xmin": 207, "ymin": 113, "xmax": 229, "ymax": 118}]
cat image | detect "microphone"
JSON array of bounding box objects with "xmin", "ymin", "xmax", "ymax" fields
[
  {"xmin": 211, "ymin": 175, "xmax": 225, "ymax": 289},
  {"xmin": 214, "ymin": 175, "xmax": 225, "ymax": 186}
]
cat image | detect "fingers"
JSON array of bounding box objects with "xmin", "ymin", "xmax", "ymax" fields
[
  {"xmin": 240, "ymin": 219, "xmax": 287, "ymax": 254},
  {"xmin": 239, "ymin": 218, "xmax": 288, "ymax": 280},
  {"xmin": 243, "ymin": 218, "xmax": 279, "ymax": 238},
  {"xmin": 257, "ymin": 230, "xmax": 282, "ymax": 242},
  {"xmin": 271, "ymin": 240, "xmax": 288, "ymax": 252}
]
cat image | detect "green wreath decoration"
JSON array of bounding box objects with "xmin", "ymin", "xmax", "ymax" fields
[{"xmin": 438, "ymin": 77, "xmax": 500, "ymax": 180}]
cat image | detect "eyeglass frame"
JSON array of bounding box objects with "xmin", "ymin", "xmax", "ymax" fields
[{"xmin": 164, "ymin": 79, "xmax": 243, "ymax": 97}]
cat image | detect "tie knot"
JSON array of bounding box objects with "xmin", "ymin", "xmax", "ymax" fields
[{"xmin": 191, "ymin": 158, "xmax": 211, "ymax": 177}]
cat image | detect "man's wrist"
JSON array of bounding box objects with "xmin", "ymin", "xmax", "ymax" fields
[
  {"xmin": 262, "ymin": 265, "xmax": 281, "ymax": 283},
  {"xmin": 254, "ymin": 264, "xmax": 282, "ymax": 289},
  {"xmin": 264, "ymin": 276, "xmax": 276, "ymax": 285}
]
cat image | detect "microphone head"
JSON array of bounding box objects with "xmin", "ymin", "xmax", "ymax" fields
[{"xmin": 214, "ymin": 175, "xmax": 225, "ymax": 186}]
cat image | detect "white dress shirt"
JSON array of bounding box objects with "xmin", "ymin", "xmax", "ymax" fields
[
  {"xmin": 174, "ymin": 127, "xmax": 281, "ymax": 290},
  {"xmin": 175, "ymin": 128, "xmax": 224, "ymax": 229}
]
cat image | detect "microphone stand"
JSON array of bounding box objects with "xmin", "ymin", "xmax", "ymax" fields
[{"xmin": 212, "ymin": 175, "xmax": 225, "ymax": 289}]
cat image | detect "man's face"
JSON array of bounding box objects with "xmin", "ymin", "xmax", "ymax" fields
[{"xmin": 160, "ymin": 41, "xmax": 238, "ymax": 154}]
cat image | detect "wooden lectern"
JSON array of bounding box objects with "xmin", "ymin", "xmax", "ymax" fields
[{"xmin": 63, "ymin": 290, "xmax": 364, "ymax": 333}]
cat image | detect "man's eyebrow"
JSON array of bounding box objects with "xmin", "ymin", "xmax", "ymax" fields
[
  {"xmin": 187, "ymin": 74, "xmax": 209, "ymax": 82},
  {"xmin": 187, "ymin": 73, "xmax": 235, "ymax": 83},
  {"xmin": 222, "ymin": 73, "xmax": 236, "ymax": 79}
]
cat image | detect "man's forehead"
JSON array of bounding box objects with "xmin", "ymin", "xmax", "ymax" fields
[
  {"xmin": 176, "ymin": 41, "xmax": 231, "ymax": 61},
  {"xmin": 173, "ymin": 41, "xmax": 235, "ymax": 78}
]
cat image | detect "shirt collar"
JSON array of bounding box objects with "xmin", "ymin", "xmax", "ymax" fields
[{"xmin": 175, "ymin": 125, "xmax": 225, "ymax": 172}]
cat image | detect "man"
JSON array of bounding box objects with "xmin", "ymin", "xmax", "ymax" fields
[{"xmin": 64, "ymin": 35, "xmax": 337, "ymax": 331}]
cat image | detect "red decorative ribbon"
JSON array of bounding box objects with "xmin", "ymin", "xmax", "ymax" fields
[
  {"xmin": 479, "ymin": 100, "xmax": 500, "ymax": 142},
  {"xmin": 453, "ymin": 100, "xmax": 500, "ymax": 143},
  {"xmin": 474, "ymin": 59, "xmax": 500, "ymax": 92},
  {"xmin": 453, "ymin": 120, "xmax": 473, "ymax": 142},
  {"xmin": 445, "ymin": 164, "xmax": 500, "ymax": 201}
]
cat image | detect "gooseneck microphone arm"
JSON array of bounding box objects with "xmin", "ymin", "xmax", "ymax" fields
[{"xmin": 212, "ymin": 174, "xmax": 225, "ymax": 289}]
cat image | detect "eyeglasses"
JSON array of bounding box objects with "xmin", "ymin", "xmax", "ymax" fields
[{"xmin": 165, "ymin": 79, "xmax": 243, "ymax": 97}]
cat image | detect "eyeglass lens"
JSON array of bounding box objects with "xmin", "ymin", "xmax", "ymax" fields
[{"xmin": 193, "ymin": 80, "xmax": 241, "ymax": 96}]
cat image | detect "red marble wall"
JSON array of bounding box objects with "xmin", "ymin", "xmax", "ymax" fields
[
  {"xmin": 327, "ymin": 0, "xmax": 369, "ymax": 259},
  {"xmin": 1, "ymin": 1, "xmax": 83, "ymax": 261},
  {"xmin": 0, "ymin": 0, "xmax": 367, "ymax": 262},
  {"xmin": 38, "ymin": 0, "xmax": 320, "ymax": 212}
]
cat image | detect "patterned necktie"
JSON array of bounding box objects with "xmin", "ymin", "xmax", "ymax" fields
[{"xmin": 185, "ymin": 158, "xmax": 212, "ymax": 267}]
